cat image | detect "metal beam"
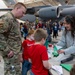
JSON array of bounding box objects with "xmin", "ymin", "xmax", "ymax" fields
[{"xmin": 0, "ymin": 8, "xmax": 12, "ymax": 11}]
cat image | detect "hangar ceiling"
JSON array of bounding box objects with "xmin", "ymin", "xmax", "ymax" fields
[
  {"xmin": 3, "ymin": 0, "xmax": 75, "ymax": 8},
  {"xmin": 1, "ymin": 0, "xmax": 75, "ymax": 21},
  {"xmin": 3, "ymin": 0, "xmax": 59, "ymax": 8}
]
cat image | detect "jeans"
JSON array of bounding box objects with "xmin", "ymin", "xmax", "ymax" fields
[
  {"xmin": 30, "ymin": 70, "xmax": 52, "ymax": 75},
  {"xmin": 22, "ymin": 60, "xmax": 31, "ymax": 75}
]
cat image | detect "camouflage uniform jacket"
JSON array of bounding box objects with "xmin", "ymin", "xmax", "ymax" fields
[{"xmin": 0, "ymin": 12, "xmax": 22, "ymax": 55}]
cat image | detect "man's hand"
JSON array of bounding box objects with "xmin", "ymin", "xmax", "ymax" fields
[
  {"xmin": 57, "ymin": 50, "xmax": 65, "ymax": 54},
  {"xmin": 19, "ymin": 53, "xmax": 23, "ymax": 62},
  {"xmin": 7, "ymin": 51, "xmax": 14, "ymax": 58}
]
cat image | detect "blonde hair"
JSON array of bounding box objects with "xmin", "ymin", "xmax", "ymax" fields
[
  {"xmin": 34, "ymin": 28, "xmax": 47, "ymax": 42},
  {"xmin": 14, "ymin": 2, "xmax": 26, "ymax": 9},
  {"xmin": 27, "ymin": 29, "xmax": 35, "ymax": 36}
]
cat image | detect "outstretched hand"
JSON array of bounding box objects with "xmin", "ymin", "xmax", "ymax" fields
[{"xmin": 57, "ymin": 50, "xmax": 65, "ymax": 54}]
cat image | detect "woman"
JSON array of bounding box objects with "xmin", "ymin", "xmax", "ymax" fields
[{"xmin": 57, "ymin": 15, "xmax": 75, "ymax": 55}]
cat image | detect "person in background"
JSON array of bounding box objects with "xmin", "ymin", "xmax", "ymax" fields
[
  {"xmin": 20, "ymin": 29, "xmax": 35, "ymax": 75},
  {"xmin": 37, "ymin": 21, "xmax": 43, "ymax": 28},
  {"xmin": 46, "ymin": 21, "xmax": 52, "ymax": 42},
  {"xmin": 57, "ymin": 15, "xmax": 75, "ymax": 56},
  {"xmin": 28, "ymin": 28, "xmax": 52, "ymax": 75},
  {"xmin": 70, "ymin": 64, "xmax": 75, "ymax": 75},
  {"xmin": 52, "ymin": 22, "xmax": 58, "ymax": 39},
  {"xmin": 23, "ymin": 23, "xmax": 28, "ymax": 39},
  {"xmin": 0, "ymin": 2, "xmax": 26, "ymax": 75}
]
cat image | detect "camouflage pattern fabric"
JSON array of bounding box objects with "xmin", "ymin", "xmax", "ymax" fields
[
  {"xmin": 0, "ymin": 51, "xmax": 4, "ymax": 75},
  {"xmin": 4, "ymin": 54, "xmax": 21, "ymax": 75},
  {"xmin": 0, "ymin": 12, "xmax": 22, "ymax": 75}
]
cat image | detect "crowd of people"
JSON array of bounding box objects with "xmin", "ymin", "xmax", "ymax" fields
[
  {"xmin": 20, "ymin": 19, "xmax": 65, "ymax": 43},
  {"xmin": 0, "ymin": 2, "xmax": 75, "ymax": 75}
]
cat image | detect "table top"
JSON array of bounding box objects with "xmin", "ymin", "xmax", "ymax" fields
[{"xmin": 48, "ymin": 47, "xmax": 75, "ymax": 75}]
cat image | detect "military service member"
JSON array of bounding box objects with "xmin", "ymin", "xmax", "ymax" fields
[{"xmin": 0, "ymin": 2, "xmax": 26, "ymax": 75}]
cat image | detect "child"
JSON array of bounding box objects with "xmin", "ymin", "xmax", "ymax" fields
[
  {"xmin": 21, "ymin": 29, "xmax": 35, "ymax": 75},
  {"xmin": 70, "ymin": 64, "xmax": 75, "ymax": 75},
  {"xmin": 52, "ymin": 22, "xmax": 58, "ymax": 39},
  {"xmin": 28, "ymin": 28, "xmax": 52, "ymax": 75}
]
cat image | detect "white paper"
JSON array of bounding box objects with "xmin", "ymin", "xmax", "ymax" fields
[
  {"xmin": 52, "ymin": 65, "xmax": 63, "ymax": 75},
  {"xmin": 47, "ymin": 49, "xmax": 53, "ymax": 58},
  {"xmin": 47, "ymin": 50, "xmax": 51, "ymax": 58}
]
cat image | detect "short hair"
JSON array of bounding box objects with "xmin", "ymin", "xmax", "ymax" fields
[
  {"xmin": 34, "ymin": 28, "xmax": 47, "ymax": 42},
  {"xmin": 14, "ymin": 2, "xmax": 26, "ymax": 9},
  {"xmin": 27, "ymin": 29, "xmax": 35, "ymax": 36}
]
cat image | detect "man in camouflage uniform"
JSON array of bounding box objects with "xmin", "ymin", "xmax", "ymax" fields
[{"xmin": 0, "ymin": 2, "xmax": 26, "ymax": 75}]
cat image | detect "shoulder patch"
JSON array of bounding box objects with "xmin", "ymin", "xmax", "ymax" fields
[{"xmin": 0, "ymin": 21, "xmax": 4, "ymax": 28}]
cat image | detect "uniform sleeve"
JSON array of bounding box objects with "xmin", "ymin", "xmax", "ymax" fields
[
  {"xmin": 0, "ymin": 17, "xmax": 21, "ymax": 53},
  {"xmin": 57, "ymin": 30, "xmax": 66, "ymax": 47},
  {"xmin": 0, "ymin": 17, "xmax": 12, "ymax": 53},
  {"xmin": 0, "ymin": 18, "xmax": 11, "ymax": 33},
  {"xmin": 64, "ymin": 46, "xmax": 75, "ymax": 55},
  {"xmin": 7, "ymin": 20, "xmax": 22, "ymax": 54},
  {"xmin": 40, "ymin": 46, "xmax": 48, "ymax": 60}
]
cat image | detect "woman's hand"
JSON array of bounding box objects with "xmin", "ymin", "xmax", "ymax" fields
[{"xmin": 57, "ymin": 50, "xmax": 65, "ymax": 54}]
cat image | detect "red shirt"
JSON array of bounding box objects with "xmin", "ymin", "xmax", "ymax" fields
[
  {"xmin": 22, "ymin": 39, "xmax": 35, "ymax": 60},
  {"xmin": 28, "ymin": 44, "xmax": 48, "ymax": 75},
  {"xmin": 38, "ymin": 23, "xmax": 42, "ymax": 28}
]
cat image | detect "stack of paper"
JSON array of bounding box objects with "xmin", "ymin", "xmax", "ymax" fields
[{"xmin": 52, "ymin": 65, "xmax": 63, "ymax": 75}]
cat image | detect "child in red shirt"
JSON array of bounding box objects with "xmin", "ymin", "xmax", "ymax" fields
[
  {"xmin": 21, "ymin": 29, "xmax": 35, "ymax": 75},
  {"xmin": 28, "ymin": 28, "xmax": 52, "ymax": 75}
]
